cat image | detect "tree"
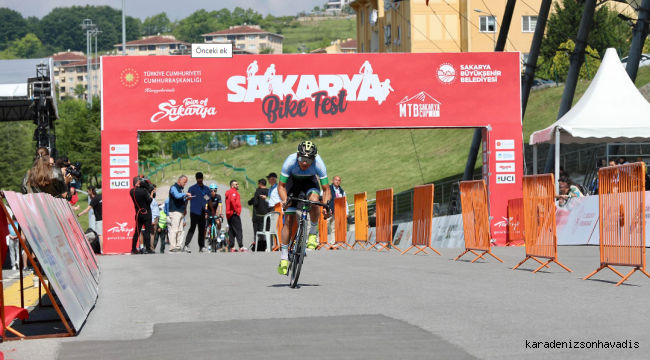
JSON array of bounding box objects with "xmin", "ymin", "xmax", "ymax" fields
[
  {"xmin": 138, "ymin": 133, "xmax": 161, "ymax": 162},
  {"xmin": 172, "ymin": 9, "xmax": 225, "ymax": 43},
  {"xmin": 342, "ymin": 5, "xmax": 355, "ymax": 15},
  {"xmin": 0, "ymin": 8, "xmax": 27, "ymax": 50},
  {"xmin": 0, "ymin": 122, "xmax": 35, "ymax": 191},
  {"xmin": 541, "ymin": 0, "xmax": 631, "ymax": 61},
  {"xmin": 259, "ymin": 47, "xmax": 274, "ymax": 54},
  {"xmin": 74, "ymin": 84, "xmax": 86, "ymax": 99},
  {"xmin": 231, "ymin": 7, "xmax": 262, "ymax": 26},
  {"xmin": 313, "ymin": 6, "xmax": 321, "ymax": 13},
  {"xmin": 6, "ymin": 33, "xmax": 42, "ymax": 58},
  {"xmin": 142, "ymin": 12, "xmax": 171, "ymax": 36},
  {"xmin": 318, "ymin": 37, "xmax": 332, "ymax": 49},
  {"xmin": 549, "ymin": 39, "xmax": 601, "ymax": 81}
]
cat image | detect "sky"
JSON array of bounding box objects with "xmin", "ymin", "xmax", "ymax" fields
[{"xmin": 1, "ymin": 0, "xmax": 329, "ymax": 20}]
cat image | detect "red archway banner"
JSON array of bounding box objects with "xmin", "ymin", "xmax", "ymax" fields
[{"xmin": 101, "ymin": 53, "xmax": 522, "ymax": 253}]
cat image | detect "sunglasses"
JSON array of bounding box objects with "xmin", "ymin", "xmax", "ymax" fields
[{"xmin": 298, "ymin": 156, "xmax": 315, "ymax": 165}]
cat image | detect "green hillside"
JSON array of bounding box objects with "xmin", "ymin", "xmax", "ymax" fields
[
  {"xmin": 157, "ymin": 67, "xmax": 650, "ymax": 202},
  {"xmin": 282, "ymin": 18, "xmax": 356, "ymax": 53}
]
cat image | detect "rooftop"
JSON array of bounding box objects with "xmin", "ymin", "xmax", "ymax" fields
[
  {"xmin": 49, "ymin": 51, "xmax": 86, "ymax": 61},
  {"xmin": 340, "ymin": 39, "xmax": 357, "ymax": 49},
  {"xmin": 115, "ymin": 35, "xmax": 190, "ymax": 47},
  {"xmin": 202, "ymin": 25, "xmax": 283, "ymax": 38},
  {"xmin": 60, "ymin": 57, "xmax": 101, "ymax": 68}
]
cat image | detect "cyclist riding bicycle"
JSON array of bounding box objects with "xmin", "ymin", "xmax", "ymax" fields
[
  {"xmin": 207, "ymin": 183, "xmax": 223, "ymax": 229},
  {"xmin": 277, "ymin": 141, "xmax": 331, "ymax": 275}
]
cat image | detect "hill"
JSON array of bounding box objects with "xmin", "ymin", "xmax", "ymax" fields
[{"xmin": 281, "ymin": 18, "xmax": 356, "ymax": 53}]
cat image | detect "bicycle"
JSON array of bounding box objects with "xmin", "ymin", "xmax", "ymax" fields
[
  {"xmin": 285, "ymin": 193, "xmax": 329, "ymax": 288},
  {"xmin": 206, "ymin": 215, "xmax": 223, "ymax": 253}
]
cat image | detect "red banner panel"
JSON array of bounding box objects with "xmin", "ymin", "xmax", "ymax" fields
[{"xmin": 101, "ymin": 53, "xmax": 523, "ymax": 253}]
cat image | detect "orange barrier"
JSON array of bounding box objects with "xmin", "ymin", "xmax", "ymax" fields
[
  {"xmin": 272, "ymin": 203, "xmax": 283, "ymax": 251},
  {"xmin": 512, "ymin": 174, "xmax": 572, "ymax": 273},
  {"xmin": 368, "ymin": 188, "xmax": 399, "ymax": 252},
  {"xmin": 317, "ymin": 210, "xmax": 329, "ymax": 250},
  {"xmin": 331, "ymin": 197, "xmax": 351, "ymax": 250},
  {"xmin": 506, "ymin": 198, "xmax": 525, "ymax": 246},
  {"xmin": 584, "ymin": 162, "xmax": 650, "ymax": 286},
  {"xmin": 402, "ymin": 184, "xmax": 440, "ymax": 255},
  {"xmin": 455, "ymin": 180, "xmax": 503, "ymax": 262},
  {"xmin": 352, "ymin": 192, "xmax": 370, "ymax": 250}
]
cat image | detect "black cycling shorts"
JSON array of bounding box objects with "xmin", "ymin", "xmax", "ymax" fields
[{"xmin": 285, "ymin": 176, "xmax": 320, "ymax": 214}]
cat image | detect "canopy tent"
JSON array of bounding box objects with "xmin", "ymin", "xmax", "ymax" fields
[
  {"xmin": 528, "ymin": 48, "xmax": 650, "ymax": 191},
  {"xmin": 0, "ymin": 57, "xmax": 58, "ymax": 121}
]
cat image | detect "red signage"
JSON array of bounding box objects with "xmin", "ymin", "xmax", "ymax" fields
[{"xmin": 101, "ymin": 53, "xmax": 523, "ymax": 253}]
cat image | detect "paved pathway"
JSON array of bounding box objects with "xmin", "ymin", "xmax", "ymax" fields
[{"xmin": 0, "ymin": 246, "xmax": 649, "ymax": 359}]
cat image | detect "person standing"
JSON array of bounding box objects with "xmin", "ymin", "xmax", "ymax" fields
[
  {"xmin": 251, "ymin": 179, "xmax": 269, "ymax": 250},
  {"xmin": 327, "ymin": 176, "xmax": 348, "ymax": 235},
  {"xmin": 225, "ymin": 180, "xmax": 246, "ymax": 252},
  {"xmin": 168, "ymin": 175, "xmax": 190, "ymax": 253},
  {"xmin": 77, "ymin": 186, "xmax": 103, "ymax": 253},
  {"xmin": 263, "ymin": 172, "xmax": 281, "ymax": 210},
  {"xmin": 155, "ymin": 203, "xmax": 168, "ymax": 253},
  {"xmin": 6, "ymin": 215, "xmax": 21, "ymax": 270},
  {"xmin": 149, "ymin": 186, "xmax": 160, "ymax": 252},
  {"xmin": 129, "ymin": 177, "xmax": 154, "ymax": 254},
  {"xmin": 184, "ymin": 172, "xmax": 211, "ymax": 253}
]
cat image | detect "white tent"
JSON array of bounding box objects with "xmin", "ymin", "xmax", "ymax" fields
[{"xmin": 528, "ymin": 48, "xmax": 650, "ymax": 190}]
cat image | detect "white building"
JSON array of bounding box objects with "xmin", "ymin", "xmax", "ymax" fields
[{"xmin": 326, "ymin": 0, "xmax": 352, "ymax": 13}]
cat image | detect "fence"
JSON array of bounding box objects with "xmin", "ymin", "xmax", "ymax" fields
[
  {"xmin": 512, "ymin": 174, "xmax": 572, "ymax": 273},
  {"xmin": 507, "ymin": 198, "xmax": 525, "ymax": 246},
  {"xmin": 584, "ymin": 163, "xmax": 650, "ymax": 286},
  {"xmin": 369, "ymin": 188, "xmax": 395, "ymax": 252},
  {"xmin": 402, "ymin": 184, "xmax": 440, "ymax": 255},
  {"xmin": 332, "ymin": 197, "xmax": 351, "ymax": 250},
  {"xmin": 455, "ymin": 180, "xmax": 503, "ymax": 263}
]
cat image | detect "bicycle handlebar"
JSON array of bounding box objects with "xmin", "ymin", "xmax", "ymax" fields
[{"xmin": 286, "ymin": 197, "xmax": 329, "ymax": 208}]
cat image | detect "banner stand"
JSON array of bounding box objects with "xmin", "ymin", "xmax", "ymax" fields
[{"xmin": 0, "ymin": 192, "xmax": 75, "ymax": 341}]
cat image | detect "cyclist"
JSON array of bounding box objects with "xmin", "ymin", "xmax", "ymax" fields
[
  {"xmin": 277, "ymin": 141, "xmax": 331, "ymax": 275},
  {"xmin": 207, "ymin": 183, "xmax": 223, "ymax": 235}
]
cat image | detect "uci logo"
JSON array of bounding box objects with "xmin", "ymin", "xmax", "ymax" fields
[
  {"xmin": 110, "ymin": 179, "xmax": 130, "ymax": 189},
  {"xmin": 496, "ymin": 175, "xmax": 515, "ymax": 184}
]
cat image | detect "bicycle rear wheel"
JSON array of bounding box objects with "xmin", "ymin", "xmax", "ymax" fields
[{"xmin": 289, "ymin": 219, "xmax": 309, "ymax": 288}]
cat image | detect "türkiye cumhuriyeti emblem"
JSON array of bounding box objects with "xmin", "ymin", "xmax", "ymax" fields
[{"xmin": 120, "ymin": 68, "xmax": 140, "ymax": 88}]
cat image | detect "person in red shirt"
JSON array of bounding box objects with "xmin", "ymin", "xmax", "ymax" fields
[{"xmin": 225, "ymin": 180, "xmax": 246, "ymax": 252}]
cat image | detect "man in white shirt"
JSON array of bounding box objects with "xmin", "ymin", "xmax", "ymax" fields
[{"xmin": 262, "ymin": 172, "xmax": 281, "ymax": 209}]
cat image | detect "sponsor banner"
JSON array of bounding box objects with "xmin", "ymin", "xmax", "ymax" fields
[
  {"xmin": 110, "ymin": 179, "xmax": 130, "ymax": 189},
  {"xmin": 496, "ymin": 151, "xmax": 515, "ymax": 161},
  {"xmin": 556, "ymin": 196, "xmax": 599, "ymax": 245},
  {"xmin": 431, "ymin": 215, "xmax": 465, "ymax": 248},
  {"xmin": 102, "ymin": 53, "xmax": 523, "ymax": 253},
  {"xmin": 496, "ymin": 174, "xmax": 516, "ymax": 184},
  {"xmin": 586, "ymin": 192, "xmax": 650, "ymax": 247},
  {"xmin": 110, "ymin": 167, "xmax": 130, "ymax": 178},
  {"xmin": 392, "ymin": 222, "xmax": 413, "ymax": 247},
  {"xmin": 3, "ymin": 192, "xmax": 98, "ymax": 330},
  {"xmin": 110, "ymin": 156, "xmax": 129, "ymax": 166},
  {"xmin": 109, "ymin": 144, "xmax": 129, "ymax": 154},
  {"xmin": 496, "ymin": 162, "xmax": 515, "ymax": 173},
  {"xmin": 495, "ymin": 139, "xmax": 514, "ymax": 150}
]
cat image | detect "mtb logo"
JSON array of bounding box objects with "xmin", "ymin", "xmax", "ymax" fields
[
  {"xmin": 397, "ymin": 92, "xmax": 441, "ymax": 118},
  {"xmin": 227, "ymin": 61, "xmax": 393, "ymax": 123},
  {"xmin": 107, "ymin": 222, "xmax": 135, "ymax": 237},
  {"xmin": 151, "ymin": 98, "xmax": 217, "ymax": 122}
]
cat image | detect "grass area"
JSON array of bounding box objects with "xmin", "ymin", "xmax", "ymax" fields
[
  {"xmin": 146, "ymin": 65, "xmax": 650, "ymax": 202},
  {"xmin": 282, "ymin": 18, "xmax": 357, "ymax": 53},
  {"xmin": 77, "ymin": 192, "xmax": 89, "ymax": 230}
]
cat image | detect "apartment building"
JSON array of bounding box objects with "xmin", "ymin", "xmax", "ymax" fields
[
  {"xmin": 56, "ymin": 57, "xmax": 101, "ymax": 100},
  {"xmin": 326, "ymin": 0, "xmax": 353, "ymax": 13},
  {"xmin": 311, "ymin": 38, "xmax": 358, "ymax": 54},
  {"xmin": 49, "ymin": 51, "xmax": 91, "ymax": 100},
  {"xmin": 202, "ymin": 25, "xmax": 283, "ymax": 54},
  {"xmin": 350, "ymin": 0, "xmax": 543, "ymax": 58},
  {"xmin": 114, "ymin": 35, "xmax": 191, "ymax": 56}
]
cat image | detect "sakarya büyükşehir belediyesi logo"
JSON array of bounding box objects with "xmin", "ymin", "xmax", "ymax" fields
[
  {"xmin": 120, "ymin": 68, "xmax": 140, "ymax": 88},
  {"xmin": 436, "ymin": 63, "xmax": 456, "ymax": 84}
]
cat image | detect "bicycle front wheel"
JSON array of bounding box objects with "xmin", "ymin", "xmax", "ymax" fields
[{"xmin": 289, "ymin": 219, "xmax": 309, "ymax": 288}]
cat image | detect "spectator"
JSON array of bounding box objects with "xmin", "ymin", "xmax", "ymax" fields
[
  {"xmin": 6, "ymin": 215, "xmax": 20, "ymax": 270},
  {"xmin": 225, "ymin": 180, "xmax": 246, "ymax": 252},
  {"xmin": 250, "ymin": 179, "xmax": 269, "ymax": 250},
  {"xmin": 555, "ymin": 178, "xmax": 583, "ymax": 207},
  {"xmin": 609, "ymin": 160, "xmax": 617, "ymax": 167},
  {"xmin": 327, "ymin": 175, "xmax": 348, "ymax": 234},
  {"xmin": 598, "ymin": 159, "xmax": 607, "ymax": 168},
  {"xmin": 263, "ymin": 172, "xmax": 281, "ymax": 209},
  {"xmin": 77, "ymin": 186, "xmax": 103, "ymax": 253},
  {"xmin": 129, "ymin": 176, "xmax": 154, "ymax": 254},
  {"xmin": 69, "ymin": 186, "xmax": 80, "ymax": 211},
  {"xmin": 619, "ymin": 157, "xmax": 629, "ymax": 165},
  {"xmin": 559, "ymin": 166, "xmax": 570, "ymax": 179},
  {"xmin": 184, "ymin": 172, "xmax": 211, "ymax": 253},
  {"xmin": 21, "ymin": 147, "xmax": 68, "ymax": 198},
  {"xmin": 155, "ymin": 202, "xmax": 169, "ymax": 253},
  {"xmin": 149, "ymin": 185, "xmax": 160, "ymax": 252},
  {"xmin": 168, "ymin": 175, "xmax": 191, "ymax": 253}
]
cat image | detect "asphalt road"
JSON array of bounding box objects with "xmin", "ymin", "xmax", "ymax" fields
[{"xmin": 1, "ymin": 246, "xmax": 649, "ymax": 360}]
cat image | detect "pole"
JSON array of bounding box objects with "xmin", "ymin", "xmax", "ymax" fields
[
  {"xmin": 122, "ymin": 0, "xmax": 127, "ymax": 56},
  {"xmin": 94, "ymin": 31, "xmax": 98, "ymax": 99},
  {"xmin": 543, "ymin": 0, "xmax": 597, "ymax": 173},
  {"xmin": 463, "ymin": 2, "xmax": 516, "ymax": 181},
  {"xmin": 533, "ymin": 144, "xmax": 538, "ymax": 175},
  {"xmin": 521, "ymin": 0, "xmax": 552, "ymax": 118},
  {"xmin": 555, "ymin": 129, "xmax": 560, "ymax": 194},
  {"xmin": 492, "ymin": 17, "xmax": 496, "ymax": 50}
]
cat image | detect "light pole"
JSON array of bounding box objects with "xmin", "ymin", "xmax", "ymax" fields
[
  {"xmin": 474, "ymin": 9, "xmax": 496, "ymax": 50},
  {"xmin": 91, "ymin": 28, "xmax": 101, "ymax": 99},
  {"xmin": 81, "ymin": 19, "xmax": 95, "ymax": 105},
  {"xmin": 122, "ymin": 0, "xmax": 126, "ymax": 56}
]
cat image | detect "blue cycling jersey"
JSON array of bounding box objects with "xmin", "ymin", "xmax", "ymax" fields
[{"xmin": 279, "ymin": 154, "xmax": 328, "ymax": 185}]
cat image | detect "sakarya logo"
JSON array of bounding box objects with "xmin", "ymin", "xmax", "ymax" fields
[
  {"xmin": 151, "ymin": 98, "xmax": 217, "ymax": 122},
  {"xmin": 437, "ymin": 63, "xmax": 456, "ymax": 84},
  {"xmin": 121, "ymin": 68, "xmax": 140, "ymax": 88},
  {"xmin": 397, "ymin": 91, "xmax": 440, "ymax": 118},
  {"xmin": 108, "ymin": 222, "xmax": 135, "ymax": 237},
  {"xmin": 227, "ymin": 61, "xmax": 393, "ymax": 123}
]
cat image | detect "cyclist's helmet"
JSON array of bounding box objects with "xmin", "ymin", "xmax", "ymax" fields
[
  {"xmin": 297, "ymin": 141, "xmax": 318, "ymax": 158},
  {"xmin": 209, "ymin": 184, "xmax": 218, "ymax": 190}
]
